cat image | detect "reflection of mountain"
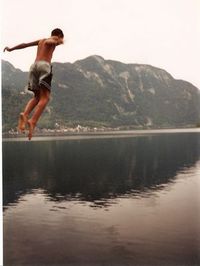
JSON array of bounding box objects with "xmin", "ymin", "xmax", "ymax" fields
[{"xmin": 3, "ymin": 134, "xmax": 200, "ymax": 207}]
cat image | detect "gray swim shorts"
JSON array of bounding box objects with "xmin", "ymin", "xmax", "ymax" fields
[{"xmin": 28, "ymin": 60, "xmax": 53, "ymax": 92}]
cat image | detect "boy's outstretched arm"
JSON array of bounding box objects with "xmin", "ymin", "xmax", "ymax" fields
[{"xmin": 3, "ymin": 40, "xmax": 40, "ymax": 52}]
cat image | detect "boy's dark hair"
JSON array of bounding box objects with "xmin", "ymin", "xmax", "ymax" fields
[{"xmin": 51, "ymin": 28, "xmax": 64, "ymax": 38}]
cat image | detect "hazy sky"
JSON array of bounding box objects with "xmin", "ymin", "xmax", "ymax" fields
[{"xmin": 2, "ymin": 0, "xmax": 200, "ymax": 88}]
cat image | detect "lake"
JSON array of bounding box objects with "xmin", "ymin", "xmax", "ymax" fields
[{"xmin": 3, "ymin": 130, "xmax": 200, "ymax": 265}]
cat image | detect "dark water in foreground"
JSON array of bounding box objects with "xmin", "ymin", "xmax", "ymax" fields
[{"xmin": 3, "ymin": 132, "xmax": 200, "ymax": 265}]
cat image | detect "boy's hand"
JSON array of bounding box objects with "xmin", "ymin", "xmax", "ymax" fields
[
  {"xmin": 52, "ymin": 36, "xmax": 64, "ymax": 45},
  {"xmin": 3, "ymin": 47, "xmax": 12, "ymax": 52}
]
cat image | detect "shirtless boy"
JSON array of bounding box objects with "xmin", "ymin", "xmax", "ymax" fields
[{"xmin": 4, "ymin": 28, "xmax": 64, "ymax": 140}]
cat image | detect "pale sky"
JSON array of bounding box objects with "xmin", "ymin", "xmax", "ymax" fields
[{"xmin": 1, "ymin": 0, "xmax": 200, "ymax": 89}]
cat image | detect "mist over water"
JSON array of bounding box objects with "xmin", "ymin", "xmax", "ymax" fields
[{"xmin": 3, "ymin": 132, "xmax": 200, "ymax": 265}]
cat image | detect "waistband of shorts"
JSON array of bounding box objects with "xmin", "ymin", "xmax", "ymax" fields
[{"xmin": 34, "ymin": 60, "xmax": 52, "ymax": 66}]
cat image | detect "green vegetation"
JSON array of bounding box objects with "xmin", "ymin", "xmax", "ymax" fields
[
  {"xmin": 196, "ymin": 123, "xmax": 200, "ymax": 128},
  {"xmin": 2, "ymin": 57, "xmax": 200, "ymax": 132}
]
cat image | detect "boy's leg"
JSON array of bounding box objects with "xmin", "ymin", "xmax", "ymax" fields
[
  {"xmin": 18, "ymin": 91, "xmax": 40, "ymax": 132},
  {"xmin": 24, "ymin": 91, "xmax": 40, "ymax": 116},
  {"xmin": 27, "ymin": 86, "xmax": 50, "ymax": 140}
]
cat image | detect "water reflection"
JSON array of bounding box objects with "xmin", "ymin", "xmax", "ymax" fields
[{"xmin": 3, "ymin": 133, "xmax": 200, "ymax": 208}]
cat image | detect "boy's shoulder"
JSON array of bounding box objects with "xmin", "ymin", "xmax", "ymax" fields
[
  {"xmin": 38, "ymin": 38, "xmax": 55, "ymax": 47},
  {"xmin": 38, "ymin": 38, "xmax": 47, "ymax": 44},
  {"xmin": 43, "ymin": 36, "xmax": 63, "ymax": 46}
]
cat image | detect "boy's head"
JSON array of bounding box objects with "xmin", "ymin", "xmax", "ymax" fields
[{"xmin": 51, "ymin": 28, "xmax": 64, "ymax": 38}]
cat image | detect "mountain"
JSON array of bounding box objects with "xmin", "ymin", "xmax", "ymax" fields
[{"xmin": 2, "ymin": 56, "xmax": 200, "ymax": 131}]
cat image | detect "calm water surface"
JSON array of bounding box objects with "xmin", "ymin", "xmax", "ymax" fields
[{"xmin": 3, "ymin": 131, "xmax": 200, "ymax": 265}]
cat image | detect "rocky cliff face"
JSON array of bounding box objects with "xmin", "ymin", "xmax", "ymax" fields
[{"xmin": 2, "ymin": 56, "xmax": 200, "ymax": 131}]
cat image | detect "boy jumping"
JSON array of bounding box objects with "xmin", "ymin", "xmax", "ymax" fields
[{"xmin": 4, "ymin": 28, "xmax": 64, "ymax": 140}]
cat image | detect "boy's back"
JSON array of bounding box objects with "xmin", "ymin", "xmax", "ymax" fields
[{"xmin": 35, "ymin": 36, "xmax": 63, "ymax": 63}]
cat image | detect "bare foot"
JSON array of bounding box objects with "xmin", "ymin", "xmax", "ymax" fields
[
  {"xmin": 18, "ymin": 113, "xmax": 28, "ymax": 132},
  {"xmin": 27, "ymin": 120, "xmax": 35, "ymax": 140}
]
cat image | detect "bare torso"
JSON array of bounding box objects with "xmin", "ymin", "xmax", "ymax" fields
[{"xmin": 35, "ymin": 39, "xmax": 56, "ymax": 63}]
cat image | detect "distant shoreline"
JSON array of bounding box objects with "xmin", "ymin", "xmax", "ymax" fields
[{"xmin": 2, "ymin": 128, "xmax": 200, "ymax": 142}]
